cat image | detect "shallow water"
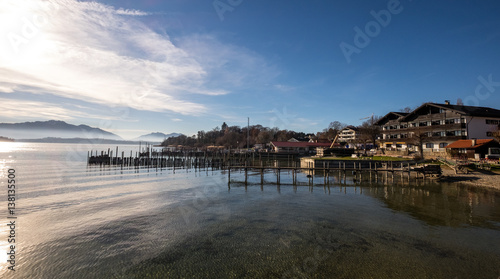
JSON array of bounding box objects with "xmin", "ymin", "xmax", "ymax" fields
[{"xmin": 0, "ymin": 143, "xmax": 499, "ymax": 278}]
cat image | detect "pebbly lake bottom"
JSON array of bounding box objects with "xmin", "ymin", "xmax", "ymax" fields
[
  {"xmin": 20, "ymin": 179, "xmax": 500, "ymax": 279},
  {"xmin": 1, "ymin": 143, "xmax": 499, "ymax": 278},
  {"xmin": 122, "ymin": 185, "xmax": 500, "ymax": 279}
]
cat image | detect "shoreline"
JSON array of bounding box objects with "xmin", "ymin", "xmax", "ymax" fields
[{"xmin": 439, "ymin": 166, "xmax": 500, "ymax": 192}]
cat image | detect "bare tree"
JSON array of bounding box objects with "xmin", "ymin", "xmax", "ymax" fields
[
  {"xmin": 493, "ymin": 129, "xmax": 500, "ymax": 142},
  {"xmin": 400, "ymin": 107, "xmax": 412, "ymax": 113},
  {"xmin": 328, "ymin": 121, "xmax": 347, "ymax": 131},
  {"xmin": 358, "ymin": 115, "xmax": 382, "ymax": 151},
  {"xmin": 407, "ymin": 128, "xmax": 429, "ymax": 159}
]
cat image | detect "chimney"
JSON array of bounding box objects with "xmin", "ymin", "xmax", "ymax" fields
[
  {"xmin": 471, "ymin": 139, "xmax": 476, "ymax": 146},
  {"xmin": 444, "ymin": 100, "xmax": 450, "ymax": 105}
]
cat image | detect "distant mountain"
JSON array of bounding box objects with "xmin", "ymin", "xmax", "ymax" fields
[
  {"xmin": 0, "ymin": 136, "xmax": 14, "ymax": 142},
  {"xmin": 0, "ymin": 120, "xmax": 122, "ymax": 140},
  {"xmin": 18, "ymin": 137, "xmax": 146, "ymax": 144},
  {"xmin": 133, "ymin": 132, "xmax": 182, "ymax": 142}
]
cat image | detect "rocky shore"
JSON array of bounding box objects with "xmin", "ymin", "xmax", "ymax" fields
[{"xmin": 440, "ymin": 166, "xmax": 500, "ymax": 191}]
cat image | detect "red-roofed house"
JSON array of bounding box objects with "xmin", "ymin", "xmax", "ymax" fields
[
  {"xmin": 445, "ymin": 139, "xmax": 500, "ymax": 159},
  {"xmin": 270, "ymin": 141, "xmax": 332, "ymax": 154}
]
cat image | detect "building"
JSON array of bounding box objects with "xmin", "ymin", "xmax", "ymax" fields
[
  {"xmin": 338, "ymin": 126, "xmax": 360, "ymax": 143},
  {"xmin": 375, "ymin": 102, "xmax": 500, "ymax": 156},
  {"xmin": 445, "ymin": 139, "xmax": 500, "ymax": 160},
  {"xmin": 270, "ymin": 141, "xmax": 332, "ymax": 154}
]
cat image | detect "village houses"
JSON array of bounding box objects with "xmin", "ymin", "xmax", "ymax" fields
[{"xmin": 375, "ymin": 101, "xmax": 500, "ymax": 157}]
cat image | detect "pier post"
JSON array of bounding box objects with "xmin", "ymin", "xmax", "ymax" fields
[
  {"xmin": 244, "ymin": 162, "xmax": 248, "ymax": 185},
  {"xmin": 261, "ymin": 161, "xmax": 264, "ymax": 185}
]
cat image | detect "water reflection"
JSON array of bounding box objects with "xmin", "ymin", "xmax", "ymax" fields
[{"xmin": 363, "ymin": 183, "xmax": 500, "ymax": 229}]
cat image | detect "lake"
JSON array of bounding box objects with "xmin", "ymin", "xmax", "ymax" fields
[{"xmin": 0, "ymin": 142, "xmax": 499, "ymax": 278}]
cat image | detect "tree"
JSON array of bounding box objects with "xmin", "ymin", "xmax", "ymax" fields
[
  {"xmin": 221, "ymin": 122, "xmax": 228, "ymax": 133},
  {"xmin": 358, "ymin": 115, "xmax": 381, "ymax": 151},
  {"xmin": 316, "ymin": 121, "xmax": 346, "ymax": 141},
  {"xmin": 400, "ymin": 107, "xmax": 412, "ymax": 113},
  {"xmin": 493, "ymin": 128, "xmax": 500, "ymax": 142},
  {"xmin": 257, "ymin": 129, "xmax": 272, "ymax": 144},
  {"xmin": 407, "ymin": 128, "xmax": 429, "ymax": 159},
  {"xmin": 328, "ymin": 121, "xmax": 346, "ymax": 131}
]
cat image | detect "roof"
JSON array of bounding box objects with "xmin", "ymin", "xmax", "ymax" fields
[
  {"xmin": 341, "ymin": 125, "xmax": 359, "ymax": 132},
  {"xmin": 402, "ymin": 103, "xmax": 500, "ymax": 122},
  {"xmin": 271, "ymin": 141, "xmax": 332, "ymax": 148},
  {"xmin": 374, "ymin": 112, "xmax": 409, "ymax": 126},
  {"xmin": 445, "ymin": 139, "xmax": 496, "ymax": 149}
]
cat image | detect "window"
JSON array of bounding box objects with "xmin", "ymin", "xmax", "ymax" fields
[
  {"xmin": 426, "ymin": 143, "xmax": 434, "ymax": 149},
  {"xmin": 431, "ymin": 120, "xmax": 440, "ymax": 126},
  {"xmin": 486, "ymin": 119, "xmax": 500, "ymax": 125},
  {"xmin": 487, "ymin": 132, "xmax": 494, "ymax": 137},
  {"xmin": 432, "ymin": 132, "xmax": 441, "ymax": 137},
  {"xmin": 419, "ymin": 121, "xmax": 427, "ymax": 127},
  {"xmin": 411, "ymin": 122, "xmax": 418, "ymax": 127},
  {"xmin": 446, "ymin": 131, "xmax": 455, "ymax": 136},
  {"xmin": 439, "ymin": 143, "xmax": 447, "ymax": 148},
  {"xmin": 445, "ymin": 119, "xmax": 455, "ymax": 124},
  {"xmin": 396, "ymin": 144, "xmax": 402, "ymax": 148}
]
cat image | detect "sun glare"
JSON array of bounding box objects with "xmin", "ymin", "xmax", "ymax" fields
[
  {"xmin": 0, "ymin": 0, "xmax": 57, "ymax": 64},
  {"xmin": 0, "ymin": 143, "xmax": 22, "ymax": 153}
]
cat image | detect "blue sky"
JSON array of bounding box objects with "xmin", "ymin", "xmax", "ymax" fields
[{"xmin": 1, "ymin": 0, "xmax": 500, "ymax": 139}]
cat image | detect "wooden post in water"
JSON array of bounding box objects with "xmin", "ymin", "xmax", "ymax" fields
[
  {"xmin": 323, "ymin": 161, "xmax": 326, "ymax": 185},
  {"xmin": 244, "ymin": 162, "xmax": 248, "ymax": 185},
  {"xmin": 260, "ymin": 161, "xmax": 264, "ymax": 185},
  {"xmin": 277, "ymin": 161, "xmax": 280, "ymax": 185}
]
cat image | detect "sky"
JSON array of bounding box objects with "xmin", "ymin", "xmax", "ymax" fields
[{"xmin": 1, "ymin": 0, "xmax": 500, "ymax": 139}]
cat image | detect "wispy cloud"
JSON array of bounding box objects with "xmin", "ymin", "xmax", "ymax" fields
[
  {"xmin": 0, "ymin": 98, "xmax": 120, "ymax": 121},
  {"xmin": 0, "ymin": 0, "xmax": 272, "ymax": 118},
  {"xmin": 115, "ymin": 8, "xmax": 150, "ymax": 16}
]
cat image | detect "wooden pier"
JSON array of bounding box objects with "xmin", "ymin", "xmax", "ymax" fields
[
  {"xmin": 226, "ymin": 161, "xmax": 441, "ymax": 186},
  {"xmin": 88, "ymin": 148, "xmax": 441, "ymax": 186}
]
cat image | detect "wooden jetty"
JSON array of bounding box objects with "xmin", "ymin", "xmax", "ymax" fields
[
  {"xmin": 88, "ymin": 148, "xmax": 441, "ymax": 186},
  {"xmin": 226, "ymin": 161, "xmax": 441, "ymax": 186}
]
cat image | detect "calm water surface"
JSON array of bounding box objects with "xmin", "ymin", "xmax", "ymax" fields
[{"xmin": 0, "ymin": 142, "xmax": 499, "ymax": 278}]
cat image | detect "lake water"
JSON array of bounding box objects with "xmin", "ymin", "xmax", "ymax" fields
[{"xmin": 0, "ymin": 142, "xmax": 499, "ymax": 278}]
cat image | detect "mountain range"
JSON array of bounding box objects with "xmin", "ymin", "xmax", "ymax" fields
[{"xmin": 0, "ymin": 120, "xmax": 181, "ymax": 143}]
